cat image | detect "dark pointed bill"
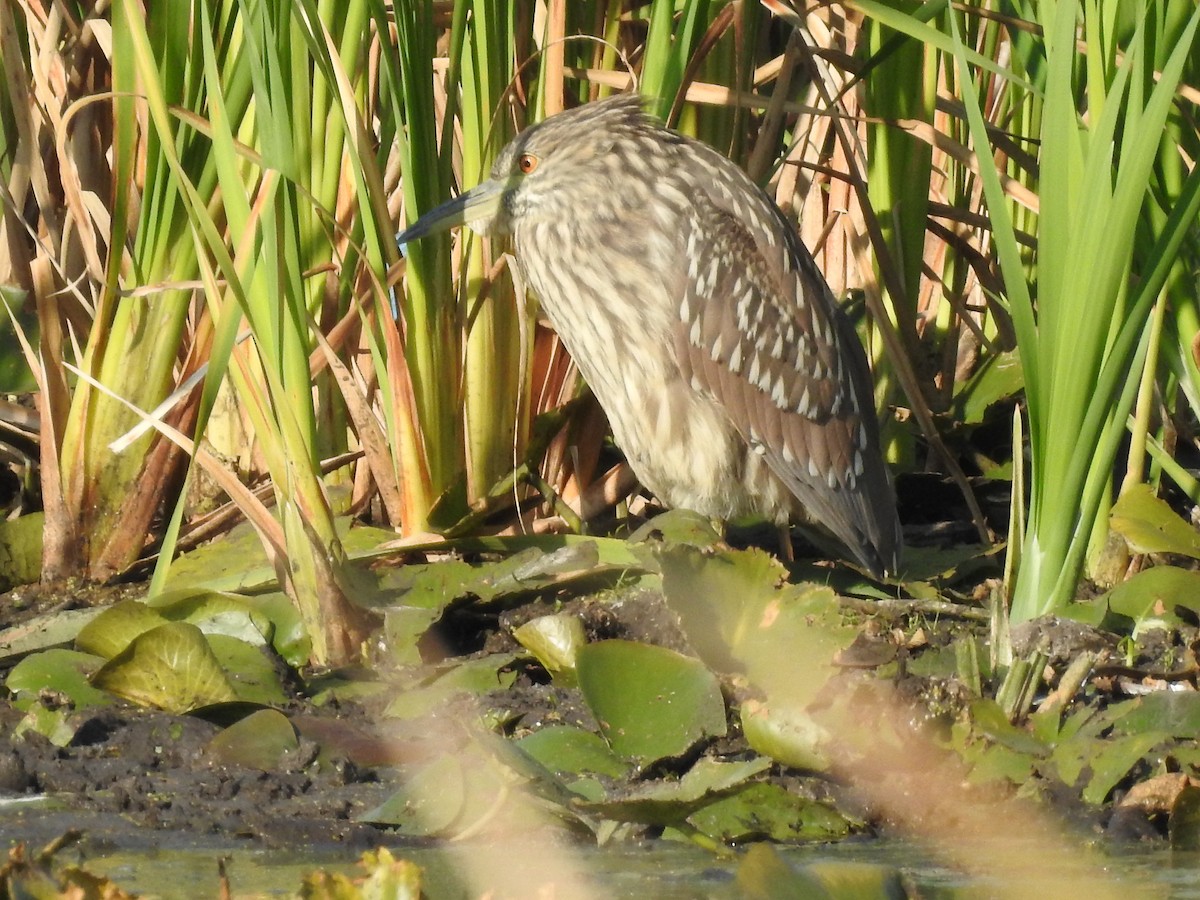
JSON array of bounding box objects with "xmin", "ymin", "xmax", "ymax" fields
[{"xmin": 395, "ymin": 177, "xmax": 510, "ymax": 252}]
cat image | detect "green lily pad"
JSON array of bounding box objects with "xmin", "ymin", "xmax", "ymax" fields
[
  {"xmin": 738, "ymin": 844, "xmax": 907, "ymax": 900},
  {"xmin": 76, "ymin": 599, "xmax": 171, "ymax": 659},
  {"xmin": 146, "ymin": 590, "xmax": 274, "ymax": 646},
  {"xmin": 1170, "ymin": 785, "xmax": 1200, "ymax": 850},
  {"xmin": 627, "ymin": 508, "xmax": 724, "ymax": 548},
  {"xmin": 1082, "ymin": 732, "xmax": 1168, "ymax": 805},
  {"xmin": 657, "ymin": 546, "xmax": 856, "ymax": 707},
  {"xmin": 163, "ymin": 520, "xmax": 278, "ymax": 592},
  {"xmin": 576, "ymin": 639, "xmax": 726, "ymax": 765},
  {"xmin": 5, "ymin": 648, "xmax": 112, "ymax": 710},
  {"xmin": 241, "ymin": 591, "xmax": 310, "ymax": 666},
  {"xmin": 362, "ymin": 754, "xmax": 467, "ymax": 835},
  {"xmin": 92, "ymin": 622, "xmax": 238, "ymax": 713},
  {"xmin": 516, "ymin": 725, "xmax": 629, "ymax": 779},
  {"xmin": 689, "ymin": 782, "xmax": 856, "ymax": 843},
  {"xmin": 1102, "ymin": 566, "xmax": 1200, "ymax": 632},
  {"xmin": 14, "ymin": 702, "xmax": 78, "ymax": 747},
  {"xmin": 382, "ymin": 654, "xmax": 519, "ymax": 720},
  {"xmin": 376, "ymin": 539, "xmax": 642, "ymax": 612},
  {"xmin": 0, "ymin": 511, "xmax": 43, "ymax": 592},
  {"xmin": 656, "ymin": 545, "xmax": 858, "ymax": 767},
  {"xmin": 361, "ymin": 736, "xmax": 557, "ymax": 838},
  {"xmin": 953, "ymin": 349, "xmax": 1023, "ymax": 425},
  {"xmin": 382, "ymin": 606, "xmax": 443, "ymax": 667},
  {"xmin": 0, "ymin": 607, "xmax": 104, "ymax": 661},
  {"xmin": 579, "ymin": 757, "xmax": 770, "ymax": 826},
  {"xmin": 206, "ymin": 708, "xmax": 300, "ymax": 769},
  {"xmin": 1110, "ymin": 484, "xmax": 1200, "ymax": 558},
  {"xmin": 205, "ymin": 634, "xmax": 290, "ymax": 706},
  {"xmin": 741, "ymin": 699, "xmax": 831, "ymax": 772},
  {"xmin": 512, "ymin": 613, "xmax": 586, "ymax": 685},
  {"xmin": 1109, "ymin": 692, "xmax": 1200, "ymax": 738}
]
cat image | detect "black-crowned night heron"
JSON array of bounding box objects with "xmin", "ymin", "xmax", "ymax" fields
[{"xmin": 397, "ymin": 94, "xmax": 901, "ymax": 577}]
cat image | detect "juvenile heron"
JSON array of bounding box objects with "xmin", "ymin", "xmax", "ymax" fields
[{"xmin": 397, "ymin": 94, "xmax": 901, "ymax": 576}]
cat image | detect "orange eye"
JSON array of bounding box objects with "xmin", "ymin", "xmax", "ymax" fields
[{"xmin": 517, "ymin": 153, "xmax": 539, "ymax": 174}]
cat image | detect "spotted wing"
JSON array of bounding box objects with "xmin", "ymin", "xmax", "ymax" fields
[{"xmin": 673, "ymin": 197, "xmax": 900, "ymax": 575}]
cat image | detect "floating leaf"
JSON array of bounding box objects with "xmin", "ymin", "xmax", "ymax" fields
[
  {"xmin": 953, "ymin": 349, "xmax": 1023, "ymax": 424},
  {"xmin": 206, "ymin": 709, "xmax": 299, "ymax": 769},
  {"xmin": 741, "ymin": 699, "xmax": 831, "ymax": 772},
  {"xmin": 0, "ymin": 607, "xmax": 105, "ymax": 662},
  {"xmin": 205, "ymin": 634, "xmax": 290, "ymax": 706},
  {"xmin": 382, "ymin": 654, "xmax": 519, "ymax": 720},
  {"xmin": 0, "ymin": 511, "xmax": 43, "ymax": 592},
  {"xmin": 576, "ymin": 639, "xmax": 726, "ymax": 765},
  {"xmin": 93, "ymin": 622, "xmax": 237, "ymax": 713},
  {"xmin": 656, "ymin": 545, "xmax": 858, "ymax": 767},
  {"xmin": 146, "ymin": 590, "xmax": 274, "ymax": 646},
  {"xmin": 1082, "ymin": 732, "xmax": 1168, "ymax": 805},
  {"xmin": 1101, "ymin": 566, "xmax": 1200, "ymax": 632},
  {"xmin": 361, "ymin": 737, "xmax": 555, "ymax": 838},
  {"xmin": 1170, "ymin": 786, "xmax": 1200, "ymax": 851},
  {"xmin": 1109, "ymin": 692, "xmax": 1200, "ymax": 738},
  {"xmin": 657, "ymin": 546, "xmax": 856, "ymax": 705},
  {"xmin": 516, "ymin": 725, "xmax": 629, "ymax": 779},
  {"xmin": 512, "ymin": 614, "xmax": 586, "ymax": 685},
  {"xmin": 689, "ymin": 782, "xmax": 855, "ymax": 843},
  {"xmin": 579, "ymin": 757, "xmax": 770, "ymax": 826},
  {"xmin": 362, "ymin": 754, "xmax": 467, "ymax": 834},
  {"xmin": 76, "ymin": 600, "xmax": 171, "ymax": 659},
  {"xmin": 5, "ymin": 649, "xmax": 111, "ymax": 710},
  {"xmin": 163, "ymin": 520, "xmax": 279, "ymax": 593},
  {"xmin": 627, "ymin": 508, "xmax": 724, "ymax": 549},
  {"xmin": 738, "ymin": 844, "xmax": 907, "ymax": 900},
  {"xmin": 1110, "ymin": 485, "xmax": 1200, "ymax": 558}
]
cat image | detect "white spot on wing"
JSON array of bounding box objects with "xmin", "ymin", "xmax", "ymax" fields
[{"xmin": 797, "ymin": 387, "xmax": 811, "ymax": 417}]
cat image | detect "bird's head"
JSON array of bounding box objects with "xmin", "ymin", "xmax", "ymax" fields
[{"xmin": 396, "ymin": 94, "xmax": 651, "ymax": 245}]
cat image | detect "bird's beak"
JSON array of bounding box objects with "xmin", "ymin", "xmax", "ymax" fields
[{"xmin": 396, "ymin": 177, "xmax": 510, "ymax": 246}]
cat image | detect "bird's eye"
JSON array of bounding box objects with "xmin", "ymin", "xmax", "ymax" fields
[{"xmin": 517, "ymin": 153, "xmax": 539, "ymax": 174}]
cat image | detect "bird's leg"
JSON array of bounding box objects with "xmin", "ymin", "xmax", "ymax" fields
[{"xmin": 777, "ymin": 524, "xmax": 795, "ymax": 563}]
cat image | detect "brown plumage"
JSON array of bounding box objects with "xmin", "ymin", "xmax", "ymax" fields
[{"xmin": 398, "ymin": 94, "xmax": 902, "ymax": 576}]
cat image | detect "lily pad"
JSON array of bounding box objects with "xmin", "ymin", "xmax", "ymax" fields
[
  {"xmin": 579, "ymin": 757, "xmax": 771, "ymax": 826},
  {"xmin": 656, "ymin": 545, "xmax": 858, "ymax": 767},
  {"xmin": 516, "ymin": 725, "xmax": 629, "ymax": 779},
  {"xmin": 5, "ymin": 648, "xmax": 111, "ymax": 711},
  {"xmin": 512, "ymin": 613, "xmax": 586, "ymax": 685},
  {"xmin": 76, "ymin": 600, "xmax": 171, "ymax": 659},
  {"xmin": 383, "ymin": 653, "xmax": 519, "ymax": 720},
  {"xmin": 741, "ymin": 698, "xmax": 831, "ymax": 772},
  {"xmin": 576, "ymin": 639, "xmax": 726, "ymax": 765},
  {"xmin": 1101, "ymin": 566, "xmax": 1200, "ymax": 632},
  {"xmin": 92, "ymin": 622, "xmax": 238, "ymax": 713},
  {"xmin": 206, "ymin": 708, "xmax": 300, "ymax": 769},
  {"xmin": 146, "ymin": 589, "xmax": 274, "ymax": 646},
  {"xmin": 689, "ymin": 781, "xmax": 856, "ymax": 843},
  {"xmin": 0, "ymin": 511, "xmax": 43, "ymax": 591},
  {"xmin": 737, "ymin": 844, "xmax": 907, "ymax": 900},
  {"xmin": 657, "ymin": 546, "xmax": 856, "ymax": 707},
  {"xmin": 361, "ymin": 736, "xmax": 556, "ymax": 838},
  {"xmin": 1109, "ymin": 484, "xmax": 1200, "ymax": 558},
  {"xmin": 163, "ymin": 520, "xmax": 279, "ymax": 592},
  {"xmin": 1109, "ymin": 692, "xmax": 1200, "ymax": 738},
  {"xmin": 0, "ymin": 607, "xmax": 105, "ymax": 661},
  {"xmin": 205, "ymin": 634, "xmax": 290, "ymax": 706}
]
